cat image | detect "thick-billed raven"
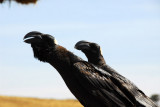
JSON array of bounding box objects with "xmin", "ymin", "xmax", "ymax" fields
[
  {"xmin": 23, "ymin": 31, "xmax": 139, "ymax": 107},
  {"xmin": 75, "ymin": 40, "xmax": 157, "ymax": 107}
]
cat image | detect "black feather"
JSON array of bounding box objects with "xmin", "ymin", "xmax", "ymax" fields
[{"xmin": 75, "ymin": 41, "xmax": 157, "ymax": 107}]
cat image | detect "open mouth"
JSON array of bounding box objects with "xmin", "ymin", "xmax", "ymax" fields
[
  {"xmin": 24, "ymin": 36, "xmax": 39, "ymax": 43},
  {"xmin": 24, "ymin": 36, "xmax": 35, "ymax": 42}
]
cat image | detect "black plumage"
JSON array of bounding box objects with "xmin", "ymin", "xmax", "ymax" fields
[
  {"xmin": 24, "ymin": 31, "xmax": 135, "ymax": 107},
  {"xmin": 75, "ymin": 40, "xmax": 157, "ymax": 107}
]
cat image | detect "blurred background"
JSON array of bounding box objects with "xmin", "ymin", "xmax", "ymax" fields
[{"xmin": 0, "ymin": 0, "xmax": 160, "ymax": 106}]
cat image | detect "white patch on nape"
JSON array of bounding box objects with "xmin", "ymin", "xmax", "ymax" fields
[
  {"xmin": 100, "ymin": 48, "xmax": 103, "ymax": 55},
  {"xmin": 54, "ymin": 39, "xmax": 58, "ymax": 45}
]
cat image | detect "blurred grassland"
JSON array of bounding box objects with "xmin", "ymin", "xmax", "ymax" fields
[{"xmin": 0, "ymin": 96, "xmax": 83, "ymax": 107}]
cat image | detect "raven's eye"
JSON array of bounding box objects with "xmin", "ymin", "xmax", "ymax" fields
[
  {"xmin": 89, "ymin": 43, "xmax": 101, "ymax": 55},
  {"xmin": 42, "ymin": 35, "xmax": 58, "ymax": 46},
  {"xmin": 90, "ymin": 43, "xmax": 99, "ymax": 50}
]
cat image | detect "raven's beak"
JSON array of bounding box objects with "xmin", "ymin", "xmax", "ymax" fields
[
  {"xmin": 75, "ymin": 40, "xmax": 91, "ymax": 50},
  {"xmin": 23, "ymin": 31, "xmax": 42, "ymax": 44}
]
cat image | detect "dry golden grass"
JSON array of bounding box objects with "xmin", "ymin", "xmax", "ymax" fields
[{"xmin": 0, "ymin": 96, "xmax": 83, "ymax": 107}]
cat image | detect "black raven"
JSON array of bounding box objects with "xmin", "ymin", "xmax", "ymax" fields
[
  {"xmin": 75, "ymin": 40, "xmax": 157, "ymax": 107},
  {"xmin": 23, "ymin": 31, "xmax": 139, "ymax": 107}
]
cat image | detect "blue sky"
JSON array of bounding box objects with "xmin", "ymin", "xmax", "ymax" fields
[{"xmin": 0, "ymin": 0, "xmax": 160, "ymax": 99}]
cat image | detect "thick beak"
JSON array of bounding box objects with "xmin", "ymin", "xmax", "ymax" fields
[
  {"xmin": 74, "ymin": 40, "xmax": 91, "ymax": 50},
  {"xmin": 23, "ymin": 31, "xmax": 42, "ymax": 44}
]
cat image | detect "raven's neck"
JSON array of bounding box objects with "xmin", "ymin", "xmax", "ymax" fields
[
  {"xmin": 47, "ymin": 45, "xmax": 82, "ymax": 76},
  {"xmin": 87, "ymin": 54, "xmax": 117, "ymax": 74},
  {"xmin": 87, "ymin": 55, "xmax": 106, "ymax": 67}
]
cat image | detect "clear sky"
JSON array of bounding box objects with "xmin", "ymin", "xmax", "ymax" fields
[{"xmin": 0, "ymin": 0, "xmax": 160, "ymax": 99}]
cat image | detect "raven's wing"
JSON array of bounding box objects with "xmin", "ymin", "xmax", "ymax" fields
[
  {"xmin": 112, "ymin": 68, "xmax": 157, "ymax": 107},
  {"xmin": 105, "ymin": 66, "xmax": 158, "ymax": 107},
  {"xmin": 73, "ymin": 61, "xmax": 134, "ymax": 107}
]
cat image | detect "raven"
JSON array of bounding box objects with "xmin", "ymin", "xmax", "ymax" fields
[
  {"xmin": 24, "ymin": 31, "xmax": 138, "ymax": 107},
  {"xmin": 75, "ymin": 40, "xmax": 157, "ymax": 107}
]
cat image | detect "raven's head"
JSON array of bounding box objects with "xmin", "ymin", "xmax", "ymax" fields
[
  {"xmin": 24, "ymin": 31, "xmax": 58, "ymax": 62},
  {"xmin": 75, "ymin": 41, "xmax": 104, "ymax": 64},
  {"xmin": 75, "ymin": 40, "xmax": 102, "ymax": 56}
]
